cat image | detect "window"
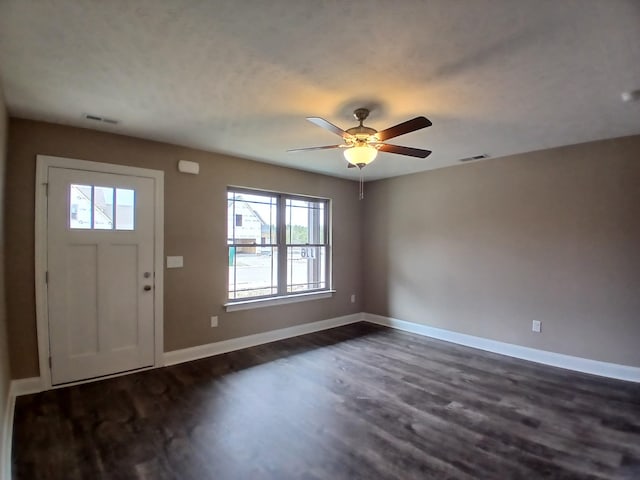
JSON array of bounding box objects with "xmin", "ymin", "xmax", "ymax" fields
[
  {"xmin": 69, "ymin": 184, "xmax": 135, "ymax": 230},
  {"xmin": 227, "ymin": 188, "xmax": 330, "ymax": 302}
]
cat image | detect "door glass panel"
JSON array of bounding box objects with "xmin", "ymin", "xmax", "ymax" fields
[
  {"xmin": 69, "ymin": 185, "xmax": 135, "ymax": 230},
  {"xmin": 93, "ymin": 186, "xmax": 114, "ymax": 230},
  {"xmin": 70, "ymin": 184, "xmax": 93, "ymax": 229},
  {"xmin": 115, "ymin": 188, "xmax": 135, "ymax": 230}
]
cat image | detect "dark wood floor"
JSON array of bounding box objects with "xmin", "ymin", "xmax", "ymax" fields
[{"xmin": 12, "ymin": 322, "xmax": 640, "ymax": 479}]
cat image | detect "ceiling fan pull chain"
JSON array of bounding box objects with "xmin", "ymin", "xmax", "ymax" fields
[{"xmin": 359, "ymin": 168, "xmax": 364, "ymax": 200}]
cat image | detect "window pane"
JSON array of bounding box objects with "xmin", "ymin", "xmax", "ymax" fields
[
  {"xmin": 70, "ymin": 184, "xmax": 92, "ymax": 229},
  {"xmin": 228, "ymin": 246, "xmax": 278, "ymax": 299},
  {"xmin": 287, "ymin": 246, "xmax": 326, "ymax": 293},
  {"xmin": 115, "ymin": 188, "xmax": 135, "ymax": 230},
  {"xmin": 93, "ymin": 186, "xmax": 114, "ymax": 230},
  {"xmin": 228, "ymin": 191, "xmax": 277, "ymax": 245},
  {"xmin": 286, "ymin": 198, "xmax": 325, "ymax": 245}
]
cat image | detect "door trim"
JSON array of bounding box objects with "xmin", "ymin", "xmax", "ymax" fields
[{"xmin": 35, "ymin": 155, "xmax": 165, "ymax": 389}]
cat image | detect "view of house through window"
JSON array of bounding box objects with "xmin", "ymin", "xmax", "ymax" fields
[{"xmin": 227, "ymin": 188, "xmax": 329, "ymax": 301}]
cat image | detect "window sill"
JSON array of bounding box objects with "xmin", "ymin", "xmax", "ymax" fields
[{"xmin": 225, "ymin": 290, "xmax": 336, "ymax": 312}]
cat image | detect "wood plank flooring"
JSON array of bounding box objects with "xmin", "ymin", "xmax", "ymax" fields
[{"xmin": 12, "ymin": 322, "xmax": 640, "ymax": 479}]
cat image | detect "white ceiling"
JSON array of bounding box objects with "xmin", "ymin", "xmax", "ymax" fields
[{"xmin": 1, "ymin": 0, "xmax": 639, "ymax": 181}]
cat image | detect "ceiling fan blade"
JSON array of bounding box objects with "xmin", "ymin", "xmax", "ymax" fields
[
  {"xmin": 287, "ymin": 145, "xmax": 343, "ymax": 152},
  {"xmin": 378, "ymin": 143, "xmax": 432, "ymax": 158},
  {"xmin": 347, "ymin": 163, "xmax": 356, "ymax": 168},
  {"xmin": 307, "ymin": 117, "xmax": 351, "ymax": 138},
  {"xmin": 376, "ymin": 116, "xmax": 432, "ymax": 141}
]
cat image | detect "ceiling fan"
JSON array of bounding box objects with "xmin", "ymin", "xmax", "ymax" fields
[{"xmin": 288, "ymin": 108, "xmax": 432, "ymax": 169}]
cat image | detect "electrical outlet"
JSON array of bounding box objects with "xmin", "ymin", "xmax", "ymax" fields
[
  {"xmin": 350, "ymin": 294, "xmax": 356, "ymax": 304},
  {"xmin": 210, "ymin": 316, "xmax": 218, "ymax": 328},
  {"xmin": 532, "ymin": 320, "xmax": 541, "ymax": 333}
]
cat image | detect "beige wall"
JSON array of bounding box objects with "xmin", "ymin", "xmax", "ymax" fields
[
  {"xmin": 6, "ymin": 119, "xmax": 363, "ymax": 379},
  {"xmin": 5, "ymin": 118, "xmax": 640, "ymax": 379},
  {"xmin": 0, "ymin": 85, "xmax": 11, "ymax": 467},
  {"xmin": 363, "ymin": 135, "xmax": 640, "ymax": 367}
]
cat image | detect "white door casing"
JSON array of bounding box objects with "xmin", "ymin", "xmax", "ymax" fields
[{"xmin": 35, "ymin": 155, "xmax": 164, "ymax": 388}]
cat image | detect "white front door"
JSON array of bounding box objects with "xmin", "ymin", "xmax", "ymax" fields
[{"xmin": 47, "ymin": 167, "xmax": 156, "ymax": 385}]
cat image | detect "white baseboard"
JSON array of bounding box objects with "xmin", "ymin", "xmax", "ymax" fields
[
  {"xmin": 9, "ymin": 377, "xmax": 43, "ymax": 398},
  {"xmin": 1, "ymin": 377, "xmax": 44, "ymax": 480},
  {"xmin": 1, "ymin": 392, "xmax": 14, "ymax": 480},
  {"xmin": 364, "ymin": 313, "xmax": 640, "ymax": 383},
  {"xmin": 164, "ymin": 313, "xmax": 365, "ymax": 366}
]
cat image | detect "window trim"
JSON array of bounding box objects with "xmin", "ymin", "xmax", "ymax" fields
[
  {"xmin": 226, "ymin": 187, "xmax": 331, "ymax": 305},
  {"xmin": 224, "ymin": 290, "xmax": 336, "ymax": 312}
]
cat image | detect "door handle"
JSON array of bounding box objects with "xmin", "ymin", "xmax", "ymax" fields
[{"xmin": 143, "ymin": 285, "xmax": 152, "ymax": 291}]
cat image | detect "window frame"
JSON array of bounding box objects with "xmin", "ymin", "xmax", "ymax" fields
[{"xmin": 226, "ymin": 187, "xmax": 331, "ymax": 305}]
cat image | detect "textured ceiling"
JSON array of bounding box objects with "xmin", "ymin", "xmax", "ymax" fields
[{"xmin": 1, "ymin": 0, "xmax": 639, "ymax": 181}]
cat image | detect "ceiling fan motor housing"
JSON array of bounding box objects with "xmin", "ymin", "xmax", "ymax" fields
[{"xmin": 345, "ymin": 125, "xmax": 378, "ymax": 145}]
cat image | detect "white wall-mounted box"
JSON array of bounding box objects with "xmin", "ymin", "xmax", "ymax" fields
[{"xmin": 177, "ymin": 160, "xmax": 199, "ymax": 175}]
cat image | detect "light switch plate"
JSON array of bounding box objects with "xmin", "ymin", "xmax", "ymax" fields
[
  {"xmin": 166, "ymin": 256, "xmax": 184, "ymax": 268},
  {"xmin": 532, "ymin": 320, "xmax": 542, "ymax": 333}
]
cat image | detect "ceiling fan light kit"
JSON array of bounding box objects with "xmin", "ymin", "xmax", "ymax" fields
[{"xmin": 343, "ymin": 144, "xmax": 378, "ymax": 167}]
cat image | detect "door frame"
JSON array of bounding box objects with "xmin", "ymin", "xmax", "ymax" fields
[{"xmin": 35, "ymin": 155, "xmax": 165, "ymax": 389}]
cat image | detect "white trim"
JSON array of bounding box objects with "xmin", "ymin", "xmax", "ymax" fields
[
  {"xmin": 8, "ymin": 378, "xmax": 43, "ymax": 397},
  {"xmin": 1, "ymin": 378, "xmax": 43, "ymax": 480},
  {"xmin": 1, "ymin": 393, "xmax": 14, "ymax": 480},
  {"xmin": 164, "ymin": 313, "xmax": 363, "ymax": 366},
  {"xmin": 225, "ymin": 290, "xmax": 336, "ymax": 312},
  {"xmin": 47, "ymin": 367, "xmax": 160, "ymax": 390},
  {"xmin": 35, "ymin": 155, "xmax": 165, "ymax": 389},
  {"xmin": 364, "ymin": 313, "xmax": 640, "ymax": 383}
]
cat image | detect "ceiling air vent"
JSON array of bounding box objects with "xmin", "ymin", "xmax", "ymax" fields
[
  {"xmin": 459, "ymin": 154, "xmax": 489, "ymax": 162},
  {"xmin": 84, "ymin": 114, "xmax": 119, "ymax": 125}
]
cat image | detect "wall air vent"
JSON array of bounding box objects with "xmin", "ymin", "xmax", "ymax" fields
[
  {"xmin": 84, "ymin": 114, "xmax": 119, "ymax": 125},
  {"xmin": 459, "ymin": 154, "xmax": 489, "ymax": 162}
]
